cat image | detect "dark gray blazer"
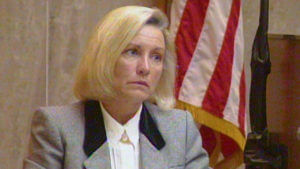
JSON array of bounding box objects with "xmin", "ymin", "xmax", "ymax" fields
[{"xmin": 24, "ymin": 100, "xmax": 210, "ymax": 169}]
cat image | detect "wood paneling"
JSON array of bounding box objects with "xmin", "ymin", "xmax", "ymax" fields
[{"xmin": 267, "ymin": 36, "xmax": 300, "ymax": 169}]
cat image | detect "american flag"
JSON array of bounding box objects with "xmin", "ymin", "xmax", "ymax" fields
[{"xmin": 169, "ymin": 0, "xmax": 246, "ymax": 167}]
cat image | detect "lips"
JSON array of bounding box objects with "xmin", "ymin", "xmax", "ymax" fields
[{"xmin": 129, "ymin": 81, "xmax": 149, "ymax": 87}]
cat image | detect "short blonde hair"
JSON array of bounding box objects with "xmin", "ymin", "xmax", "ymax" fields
[{"xmin": 73, "ymin": 6, "xmax": 176, "ymax": 109}]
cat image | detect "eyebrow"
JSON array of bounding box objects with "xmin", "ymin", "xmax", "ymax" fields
[{"xmin": 127, "ymin": 43, "xmax": 165, "ymax": 51}]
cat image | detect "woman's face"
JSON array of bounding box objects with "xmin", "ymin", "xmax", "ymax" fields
[{"xmin": 113, "ymin": 25, "xmax": 165, "ymax": 102}]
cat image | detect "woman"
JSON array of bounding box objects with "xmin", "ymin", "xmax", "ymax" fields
[{"xmin": 24, "ymin": 6, "xmax": 210, "ymax": 169}]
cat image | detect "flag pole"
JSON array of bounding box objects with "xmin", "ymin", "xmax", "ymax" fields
[
  {"xmin": 244, "ymin": 0, "xmax": 288, "ymax": 168},
  {"xmin": 249, "ymin": 0, "xmax": 270, "ymax": 134}
]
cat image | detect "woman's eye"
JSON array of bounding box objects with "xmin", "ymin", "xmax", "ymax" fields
[
  {"xmin": 125, "ymin": 49, "xmax": 138, "ymax": 56},
  {"xmin": 152, "ymin": 54, "xmax": 163, "ymax": 62}
]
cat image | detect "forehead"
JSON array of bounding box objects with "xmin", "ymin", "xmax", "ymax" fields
[{"xmin": 129, "ymin": 25, "xmax": 165, "ymax": 49}]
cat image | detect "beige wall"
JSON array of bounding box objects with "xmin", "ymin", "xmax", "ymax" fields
[
  {"xmin": 0, "ymin": 0, "xmax": 299, "ymax": 168},
  {"xmin": 0, "ymin": 1, "xmax": 47, "ymax": 168}
]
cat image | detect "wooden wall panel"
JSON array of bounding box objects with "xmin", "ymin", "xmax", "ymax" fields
[{"xmin": 267, "ymin": 36, "xmax": 300, "ymax": 169}]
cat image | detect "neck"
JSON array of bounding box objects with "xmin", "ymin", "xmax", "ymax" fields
[{"xmin": 101, "ymin": 99, "xmax": 142, "ymax": 125}]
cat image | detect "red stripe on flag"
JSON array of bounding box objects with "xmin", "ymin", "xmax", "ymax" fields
[
  {"xmin": 200, "ymin": 125, "xmax": 217, "ymax": 156},
  {"xmin": 175, "ymin": 0, "xmax": 210, "ymax": 98},
  {"xmin": 201, "ymin": 0, "xmax": 241, "ymax": 117},
  {"xmin": 221, "ymin": 133, "xmax": 239, "ymax": 157},
  {"xmin": 238, "ymin": 68, "xmax": 246, "ymax": 135}
]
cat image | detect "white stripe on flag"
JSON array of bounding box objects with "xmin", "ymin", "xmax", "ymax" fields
[
  {"xmin": 178, "ymin": 0, "xmax": 233, "ymax": 106},
  {"xmin": 169, "ymin": 0, "xmax": 187, "ymax": 40}
]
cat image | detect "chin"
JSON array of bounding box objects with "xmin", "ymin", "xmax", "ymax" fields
[{"xmin": 123, "ymin": 90, "xmax": 151, "ymax": 102}]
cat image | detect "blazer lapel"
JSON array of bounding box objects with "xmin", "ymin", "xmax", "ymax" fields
[
  {"xmin": 140, "ymin": 134, "xmax": 168, "ymax": 169},
  {"xmin": 139, "ymin": 104, "xmax": 168, "ymax": 169},
  {"xmin": 83, "ymin": 142, "xmax": 111, "ymax": 169},
  {"xmin": 83, "ymin": 100, "xmax": 111, "ymax": 169}
]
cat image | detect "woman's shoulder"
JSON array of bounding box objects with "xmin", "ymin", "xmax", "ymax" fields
[
  {"xmin": 144, "ymin": 102, "xmax": 193, "ymax": 131},
  {"xmin": 33, "ymin": 101, "xmax": 85, "ymax": 128},
  {"xmin": 144, "ymin": 102, "xmax": 198, "ymax": 149},
  {"xmin": 144, "ymin": 101, "xmax": 189, "ymax": 119},
  {"xmin": 37, "ymin": 101, "xmax": 84, "ymax": 115}
]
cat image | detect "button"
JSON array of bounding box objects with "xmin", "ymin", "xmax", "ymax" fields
[{"xmin": 120, "ymin": 131, "xmax": 131, "ymax": 144}]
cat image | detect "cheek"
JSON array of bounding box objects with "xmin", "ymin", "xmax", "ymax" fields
[
  {"xmin": 152, "ymin": 66, "xmax": 163, "ymax": 83},
  {"xmin": 114, "ymin": 60, "xmax": 136, "ymax": 81}
]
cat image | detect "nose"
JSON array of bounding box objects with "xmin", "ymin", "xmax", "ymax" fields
[{"xmin": 137, "ymin": 55, "xmax": 150, "ymax": 76}]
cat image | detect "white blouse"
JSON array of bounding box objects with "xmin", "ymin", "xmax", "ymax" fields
[{"xmin": 100, "ymin": 102, "xmax": 142, "ymax": 169}]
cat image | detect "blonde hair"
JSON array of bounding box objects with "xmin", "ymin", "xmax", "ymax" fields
[{"xmin": 73, "ymin": 6, "xmax": 176, "ymax": 109}]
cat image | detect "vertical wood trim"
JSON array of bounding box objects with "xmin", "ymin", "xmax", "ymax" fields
[{"xmin": 45, "ymin": 0, "xmax": 49, "ymax": 106}]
